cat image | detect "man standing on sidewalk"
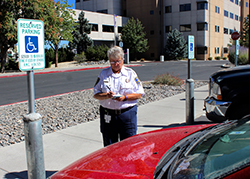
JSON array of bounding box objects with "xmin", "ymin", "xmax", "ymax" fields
[{"xmin": 93, "ymin": 46, "xmax": 144, "ymax": 146}]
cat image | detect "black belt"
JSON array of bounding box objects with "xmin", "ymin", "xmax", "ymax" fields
[{"xmin": 102, "ymin": 105, "xmax": 134, "ymax": 115}]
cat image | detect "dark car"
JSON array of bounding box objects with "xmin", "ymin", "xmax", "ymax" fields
[
  {"xmin": 50, "ymin": 116, "xmax": 250, "ymax": 179},
  {"xmin": 204, "ymin": 65, "xmax": 250, "ymax": 122}
]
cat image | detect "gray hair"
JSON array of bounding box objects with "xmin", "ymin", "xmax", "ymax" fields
[{"xmin": 107, "ymin": 46, "xmax": 124, "ymax": 60}]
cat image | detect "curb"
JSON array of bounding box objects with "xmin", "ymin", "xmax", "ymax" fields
[{"xmin": 0, "ymin": 64, "xmax": 143, "ymax": 78}]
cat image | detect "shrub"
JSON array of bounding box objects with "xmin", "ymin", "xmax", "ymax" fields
[
  {"xmin": 223, "ymin": 57, "xmax": 227, "ymax": 60},
  {"xmin": 228, "ymin": 46, "xmax": 249, "ymax": 65},
  {"xmin": 215, "ymin": 56, "xmax": 221, "ymax": 60},
  {"xmin": 74, "ymin": 52, "xmax": 86, "ymax": 63},
  {"xmin": 45, "ymin": 47, "xmax": 75, "ymax": 68},
  {"xmin": 85, "ymin": 45, "xmax": 109, "ymax": 61},
  {"xmin": 153, "ymin": 73, "xmax": 183, "ymax": 86},
  {"xmin": 4, "ymin": 58, "xmax": 19, "ymax": 70},
  {"xmin": 208, "ymin": 57, "xmax": 212, "ymax": 60}
]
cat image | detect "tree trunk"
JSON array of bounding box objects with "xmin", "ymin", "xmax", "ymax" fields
[
  {"xmin": 55, "ymin": 45, "xmax": 58, "ymax": 67},
  {"xmin": 0, "ymin": 49, "xmax": 7, "ymax": 73}
]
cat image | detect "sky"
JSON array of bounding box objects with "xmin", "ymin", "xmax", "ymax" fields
[
  {"xmin": 67, "ymin": 0, "xmax": 75, "ymax": 9},
  {"xmin": 58, "ymin": 0, "xmax": 75, "ymax": 9}
]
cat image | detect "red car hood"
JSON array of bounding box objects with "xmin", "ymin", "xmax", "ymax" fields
[{"xmin": 51, "ymin": 124, "xmax": 215, "ymax": 179}]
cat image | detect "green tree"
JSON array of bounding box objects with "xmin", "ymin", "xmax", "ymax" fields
[
  {"xmin": 164, "ymin": 29, "xmax": 187, "ymax": 60},
  {"xmin": 46, "ymin": 0, "xmax": 75, "ymax": 67},
  {"xmin": 69, "ymin": 11, "xmax": 93, "ymax": 54},
  {"xmin": 0, "ymin": 0, "xmax": 56, "ymax": 72},
  {"xmin": 240, "ymin": 15, "xmax": 249, "ymax": 47},
  {"xmin": 0, "ymin": 0, "xmax": 18, "ymax": 72},
  {"xmin": 121, "ymin": 17, "xmax": 149, "ymax": 57}
]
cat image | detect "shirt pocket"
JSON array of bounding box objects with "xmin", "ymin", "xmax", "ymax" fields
[
  {"xmin": 101, "ymin": 83, "xmax": 110, "ymax": 93},
  {"xmin": 120, "ymin": 83, "xmax": 133, "ymax": 94}
]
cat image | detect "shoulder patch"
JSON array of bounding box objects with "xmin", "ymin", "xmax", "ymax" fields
[
  {"xmin": 135, "ymin": 77, "xmax": 141, "ymax": 85},
  {"xmin": 94, "ymin": 77, "xmax": 100, "ymax": 87}
]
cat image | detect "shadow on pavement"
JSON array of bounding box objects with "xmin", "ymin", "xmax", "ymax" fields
[
  {"xmin": 138, "ymin": 115, "xmax": 219, "ymax": 130},
  {"xmin": 4, "ymin": 170, "xmax": 57, "ymax": 179}
]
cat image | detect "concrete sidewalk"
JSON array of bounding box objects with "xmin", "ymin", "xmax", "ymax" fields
[{"xmin": 0, "ymin": 85, "xmax": 211, "ymax": 179}]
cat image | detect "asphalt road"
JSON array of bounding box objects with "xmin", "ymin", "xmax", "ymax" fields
[{"xmin": 0, "ymin": 60, "xmax": 227, "ymax": 106}]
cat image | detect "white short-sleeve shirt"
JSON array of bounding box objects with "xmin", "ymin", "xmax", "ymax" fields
[{"xmin": 94, "ymin": 66, "xmax": 145, "ymax": 110}]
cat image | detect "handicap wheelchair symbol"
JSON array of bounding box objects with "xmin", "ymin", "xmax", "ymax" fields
[
  {"xmin": 25, "ymin": 36, "xmax": 38, "ymax": 53},
  {"xmin": 190, "ymin": 43, "xmax": 194, "ymax": 52}
]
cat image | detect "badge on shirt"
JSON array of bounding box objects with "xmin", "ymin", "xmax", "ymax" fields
[
  {"xmin": 94, "ymin": 77, "xmax": 100, "ymax": 87},
  {"xmin": 104, "ymin": 114, "xmax": 111, "ymax": 123},
  {"xmin": 135, "ymin": 77, "xmax": 141, "ymax": 85}
]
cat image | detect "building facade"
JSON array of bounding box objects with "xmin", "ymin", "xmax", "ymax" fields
[
  {"xmin": 74, "ymin": 9, "xmax": 129, "ymax": 46},
  {"xmin": 76, "ymin": 0, "xmax": 243, "ymax": 60}
]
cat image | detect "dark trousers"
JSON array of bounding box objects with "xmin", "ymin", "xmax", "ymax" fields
[{"xmin": 100, "ymin": 105, "xmax": 137, "ymax": 147}]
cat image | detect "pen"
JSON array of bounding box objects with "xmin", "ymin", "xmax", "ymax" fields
[{"xmin": 106, "ymin": 85, "xmax": 111, "ymax": 91}]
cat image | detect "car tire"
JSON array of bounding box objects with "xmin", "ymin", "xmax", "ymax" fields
[{"xmin": 206, "ymin": 112, "xmax": 226, "ymax": 123}]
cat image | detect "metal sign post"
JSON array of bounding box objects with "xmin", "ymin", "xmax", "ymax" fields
[
  {"xmin": 186, "ymin": 35, "xmax": 195, "ymax": 125},
  {"xmin": 17, "ymin": 19, "xmax": 45, "ymax": 179},
  {"xmin": 231, "ymin": 31, "xmax": 240, "ymax": 66},
  {"xmin": 114, "ymin": 14, "xmax": 117, "ymax": 46}
]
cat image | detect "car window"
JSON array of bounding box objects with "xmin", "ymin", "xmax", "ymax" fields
[{"xmin": 172, "ymin": 121, "xmax": 250, "ymax": 178}]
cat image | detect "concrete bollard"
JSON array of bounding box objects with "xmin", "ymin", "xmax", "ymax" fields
[
  {"xmin": 160, "ymin": 55, "xmax": 164, "ymax": 62},
  {"xmin": 186, "ymin": 79, "xmax": 194, "ymax": 125},
  {"xmin": 23, "ymin": 113, "xmax": 45, "ymax": 179}
]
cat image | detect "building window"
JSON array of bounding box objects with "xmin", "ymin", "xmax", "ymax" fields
[
  {"xmin": 76, "ymin": 0, "xmax": 80, "ymax": 2},
  {"xmin": 97, "ymin": 9, "xmax": 108, "ymax": 14},
  {"xmin": 235, "ymin": 15, "xmax": 239, "ymax": 20},
  {"xmin": 230, "ymin": 12, "xmax": 234, "ymax": 19},
  {"xmin": 247, "ymin": 2, "xmax": 249, "ymax": 7},
  {"xmin": 150, "ymin": 10, "xmax": 154, "ymax": 15},
  {"xmin": 180, "ymin": 4, "xmax": 191, "ymax": 12},
  {"xmin": 180, "ymin": 24, "xmax": 191, "ymax": 32},
  {"xmin": 215, "ymin": 47, "xmax": 220, "ymax": 54},
  {"xmin": 215, "ymin": 25, "xmax": 220, "ymax": 32},
  {"xmin": 165, "ymin": 25, "xmax": 172, "ymax": 33},
  {"xmin": 230, "ymin": 0, "xmax": 234, "ymax": 2},
  {"xmin": 235, "ymin": 0, "xmax": 239, "ymax": 5},
  {"xmin": 224, "ymin": 47, "xmax": 229, "ymax": 54},
  {"xmin": 224, "ymin": 28, "xmax": 228, "ymax": 34},
  {"xmin": 197, "ymin": 23, "xmax": 208, "ymax": 31},
  {"xmin": 230, "ymin": 29, "xmax": 234, "ymax": 34},
  {"xmin": 90, "ymin": 24, "xmax": 98, "ymax": 31},
  {"xmin": 224, "ymin": 10, "xmax": 228, "ymax": 17},
  {"xmin": 197, "ymin": 2, "xmax": 208, "ymax": 10},
  {"xmin": 165, "ymin": 6, "xmax": 172, "ymax": 13},
  {"xmin": 118, "ymin": 26, "xmax": 122, "ymax": 33},
  {"xmin": 102, "ymin": 25, "xmax": 114, "ymax": 32},
  {"xmin": 215, "ymin": 6, "xmax": 220, "ymax": 14},
  {"xmin": 197, "ymin": 47, "xmax": 208, "ymax": 54}
]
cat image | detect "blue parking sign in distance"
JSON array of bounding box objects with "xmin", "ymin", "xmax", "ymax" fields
[
  {"xmin": 188, "ymin": 35, "xmax": 194, "ymax": 59},
  {"xmin": 190, "ymin": 43, "xmax": 194, "ymax": 52},
  {"xmin": 25, "ymin": 36, "xmax": 39, "ymax": 53},
  {"xmin": 236, "ymin": 40, "xmax": 239, "ymax": 55}
]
